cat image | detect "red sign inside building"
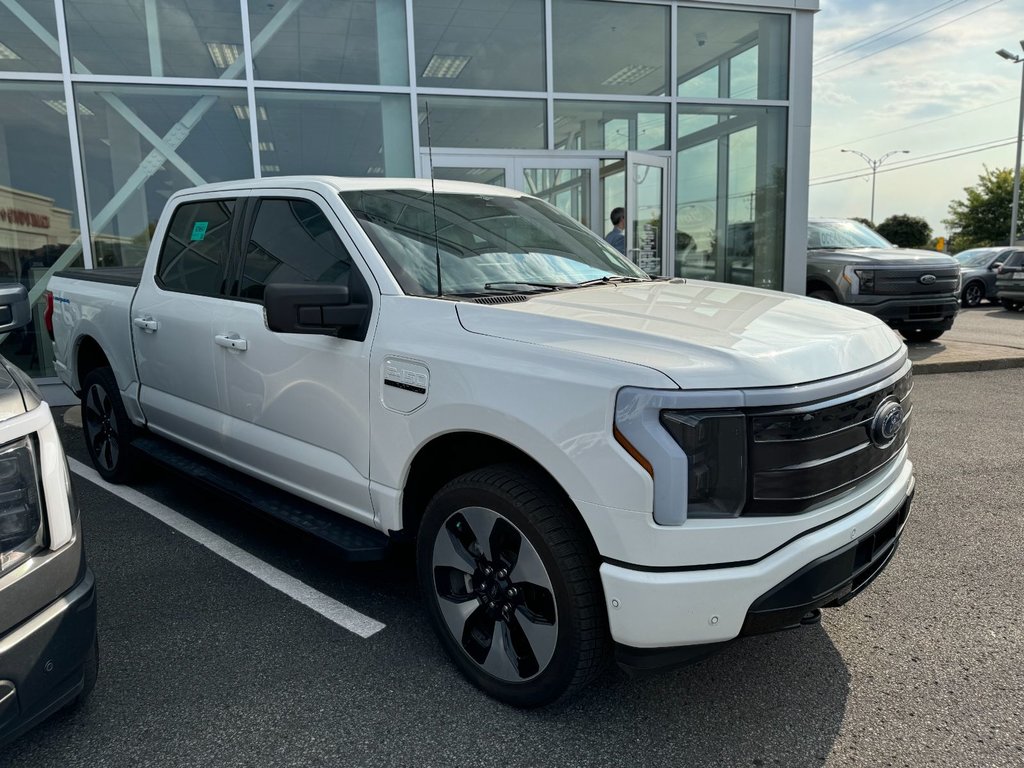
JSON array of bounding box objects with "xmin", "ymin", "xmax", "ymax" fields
[{"xmin": 0, "ymin": 208, "xmax": 51, "ymax": 229}]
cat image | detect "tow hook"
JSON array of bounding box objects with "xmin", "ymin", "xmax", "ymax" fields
[{"xmin": 800, "ymin": 608, "xmax": 823, "ymax": 626}]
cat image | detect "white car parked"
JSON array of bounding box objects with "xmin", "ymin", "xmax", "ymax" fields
[{"xmin": 48, "ymin": 177, "xmax": 914, "ymax": 706}]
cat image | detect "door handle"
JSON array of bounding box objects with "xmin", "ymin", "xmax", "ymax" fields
[
  {"xmin": 214, "ymin": 333, "xmax": 248, "ymax": 351},
  {"xmin": 132, "ymin": 316, "xmax": 159, "ymax": 332}
]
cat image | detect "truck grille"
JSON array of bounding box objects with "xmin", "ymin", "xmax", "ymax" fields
[
  {"xmin": 873, "ymin": 268, "xmax": 958, "ymax": 296},
  {"xmin": 745, "ymin": 368, "xmax": 913, "ymax": 516}
]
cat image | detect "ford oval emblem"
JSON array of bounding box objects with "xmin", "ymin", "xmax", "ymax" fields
[
  {"xmin": 870, "ymin": 400, "xmax": 905, "ymax": 448},
  {"xmin": 919, "ymin": 274, "xmax": 937, "ymax": 285}
]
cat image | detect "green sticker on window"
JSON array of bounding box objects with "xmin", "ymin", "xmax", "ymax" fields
[{"xmin": 190, "ymin": 221, "xmax": 209, "ymax": 241}]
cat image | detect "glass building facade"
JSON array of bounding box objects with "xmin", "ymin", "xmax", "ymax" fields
[{"xmin": 0, "ymin": 0, "xmax": 815, "ymax": 381}]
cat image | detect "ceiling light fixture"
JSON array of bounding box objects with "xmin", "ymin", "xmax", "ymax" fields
[
  {"xmin": 207, "ymin": 42, "xmax": 241, "ymax": 69},
  {"xmin": 42, "ymin": 99, "xmax": 94, "ymax": 116},
  {"xmin": 422, "ymin": 54, "xmax": 471, "ymax": 79},
  {"xmin": 260, "ymin": 164, "xmax": 280, "ymax": 172},
  {"xmin": 602, "ymin": 64, "xmax": 658, "ymax": 86},
  {"xmin": 0, "ymin": 42, "xmax": 20, "ymax": 60},
  {"xmin": 234, "ymin": 105, "xmax": 268, "ymax": 120}
]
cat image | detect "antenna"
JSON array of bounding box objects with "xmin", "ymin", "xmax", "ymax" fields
[{"xmin": 423, "ymin": 100, "xmax": 443, "ymax": 298}]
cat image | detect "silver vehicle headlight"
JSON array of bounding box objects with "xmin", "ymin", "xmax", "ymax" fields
[
  {"xmin": 661, "ymin": 411, "xmax": 747, "ymax": 518},
  {"xmin": 0, "ymin": 436, "xmax": 44, "ymax": 573}
]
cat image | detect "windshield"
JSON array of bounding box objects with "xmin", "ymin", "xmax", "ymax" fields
[
  {"xmin": 954, "ymin": 248, "xmax": 997, "ymax": 267},
  {"xmin": 339, "ymin": 189, "xmax": 649, "ymax": 296},
  {"xmin": 807, "ymin": 220, "xmax": 893, "ymax": 250}
]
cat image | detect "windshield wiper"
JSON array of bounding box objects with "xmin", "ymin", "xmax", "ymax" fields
[
  {"xmin": 483, "ymin": 281, "xmax": 572, "ymax": 292},
  {"xmin": 574, "ymin": 275, "xmax": 649, "ymax": 287}
]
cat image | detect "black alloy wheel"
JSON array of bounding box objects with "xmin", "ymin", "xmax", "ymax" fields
[
  {"xmin": 961, "ymin": 282, "xmax": 984, "ymax": 307},
  {"xmin": 900, "ymin": 329, "xmax": 944, "ymax": 343},
  {"xmin": 81, "ymin": 367, "xmax": 137, "ymax": 483},
  {"xmin": 417, "ymin": 465, "xmax": 608, "ymax": 707}
]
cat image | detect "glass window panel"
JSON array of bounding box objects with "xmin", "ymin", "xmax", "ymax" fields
[
  {"xmin": 432, "ymin": 167, "xmax": 507, "ymax": 186},
  {"xmin": 0, "ymin": 82, "xmax": 81, "ymax": 377},
  {"xmin": 413, "ymin": 0, "xmax": 544, "ymax": 91},
  {"xmin": 241, "ymin": 198, "xmax": 353, "ymax": 302},
  {"xmin": 552, "ymin": 0, "xmax": 669, "ymax": 96},
  {"xmin": 157, "ymin": 199, "xmax": 235, "ymax": 296},
  {"xmin": 601, "ymin": 159, "xmax": 625, "ymax": 241},
  {"xmin": 65, "ymin": 0, "xmax": 245, "ymax": 78},
  {"xmin": 249, "ymin": 0, "xmax": 407, "ymax": 85},
  {"xmin": 75, "ymin": 84, "xmax": 254, "ymax": 268},
  {"xmin": 554, "ymin": 101, "xmax": 668, "ymax": 151},
  {"xmin": 256, "ymin": 90, "xmax": 413, "ymax": 177},
  {"xmin": 677, "ymin": 8, "xmax": 789, "ymax": 100},
  {"xmin": 0, "ymin": 0, "xmax": 61, "ymax": 72},
  {"xmin": 523, "ymin": 168, "xmax": 591, "ymax": 229},
  {"xmin": 418, "ymin": 96, "xmax": 545, "ymax": 149},
  {"xmin": 675, "ymin": 105, "xmax": 787, "ymax": 290}
]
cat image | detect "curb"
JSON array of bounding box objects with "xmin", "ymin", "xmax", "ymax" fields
[{"xmin": 910, "ymin": 354, "xmax": 1024, "ymax": 375}]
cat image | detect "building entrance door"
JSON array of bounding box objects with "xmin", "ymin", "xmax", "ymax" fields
[{"xmin": 625, "ymin": 152, "xmax": 670, "ymax": 277}]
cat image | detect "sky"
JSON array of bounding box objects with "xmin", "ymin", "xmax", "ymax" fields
[{"xmin": 809, "ymin": 0, "xmax": 1024, "ymax": 237}]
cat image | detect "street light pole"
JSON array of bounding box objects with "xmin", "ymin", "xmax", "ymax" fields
[
  {"xmin": 841, "ymin": 149, "xmax": 911, "ymax": 223},
  {"xmin": 996, "ymin": 42, "xmax": 1024, "ymax": 245}
]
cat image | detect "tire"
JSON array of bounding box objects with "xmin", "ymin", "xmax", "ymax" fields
[
  {"xmin": 961, "ymin": 282, "xmax": 984, "ymax": 307},
  {"xmin": 809, "ymin": 289, "xmax": 837, "ymax": 302},
  {"xmin": 1001, "ymin": 298, "xmax": 1022, "ymax": 311},
  {"xmin": 416, "ymin": 465, "xmax": 609, "ymax": 708},
  {"xmin": 81, "ymin": 367, "xmax": 137, "ymax": 483},
  {"xmin": 900, "ymin": 329, "xmax": 944, "ymax": 343}
]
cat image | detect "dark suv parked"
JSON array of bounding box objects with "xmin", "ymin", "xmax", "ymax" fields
[
  {"xmin": 955, "ymin": 247, "xmax": 1022, "ymax": 307},
  {"xmin": 806, "ymin": 219, "xmax": 961, "ymax": 343},
  {"xmin": 995, "ymin": 249, "xmax": 1024, "ymax": 310}
]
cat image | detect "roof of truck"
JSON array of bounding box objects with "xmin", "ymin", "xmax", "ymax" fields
[{"xmin": 175, "ymin": 176, "xmax": 523, "ymax": 198}]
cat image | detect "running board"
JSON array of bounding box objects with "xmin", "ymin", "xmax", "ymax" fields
[{"xmin": 131, "ymin": 435, "xmax": 390, "ymax": 562}]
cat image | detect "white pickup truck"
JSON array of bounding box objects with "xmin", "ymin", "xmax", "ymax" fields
[{"xmin": 48, "ymin": 176, "xmax": 915, "ymax": 707}]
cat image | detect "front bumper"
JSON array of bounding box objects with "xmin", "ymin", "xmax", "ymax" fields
[
  {"xmin": 849, "ymin": 296, "xmax": 958, "ymax": 330},
  {"xmin": 0, "ymin": 567, "xmax": 97, "ymax": 746},
  {"xmin": 602, "ymin": 468, "xmax": 914, "ymax": 665}
]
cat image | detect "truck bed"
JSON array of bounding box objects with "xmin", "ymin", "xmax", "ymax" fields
[{"xmin": 54, "ymin": 267, "xmax": 143, "ymax": 288}]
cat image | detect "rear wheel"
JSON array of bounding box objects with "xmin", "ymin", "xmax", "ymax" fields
[
  {"xmin": 417, "ymin": 465, "xmax": 608, "ymax": 707},
  {"xmin": 81, "ymin": 367, "xmax": 137, "ymax": 483},
  {"xmin": 809, "ymin": 289, "xmax": 837, "ymax": 302},
  {"xmin": 900, "ymin": 329, "xmax": 944, "ymax": 343},
  {"xmin": 961, "ymin": 282, "xmax": 984, "ymax": 307},
  {"xmin": 1001, "ymin": 298, "xmax": 1022, "ymax": 311}
]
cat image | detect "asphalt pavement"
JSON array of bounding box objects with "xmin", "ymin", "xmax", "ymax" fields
[
  {"xmin": 908, "ymin": 303, "xmax": 1024, "ymax": 373},
  {"xmin": 2, "ymin": 370, "xmax": 1022, "ymax": 767}
]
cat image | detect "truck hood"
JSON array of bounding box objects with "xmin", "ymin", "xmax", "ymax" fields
[
  {"xmin": 808, "ymin": 247, "xmax": 958, "ymax": 266},
  {"xmin": 455, "ymin": 281, "xmax": 904, "ymax": 389}
]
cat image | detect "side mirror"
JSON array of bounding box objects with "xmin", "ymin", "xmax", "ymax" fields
[
  {"xmin": 0, "ymin": 284, "xmax": 31, "ymax": 333},
  {"xmin": 992, "ymin": 262, "xmax": 1003, "ymax": 271},
  {"xmin": 264, "ymin": 283, "xmax": 370, "ymax": 341}
]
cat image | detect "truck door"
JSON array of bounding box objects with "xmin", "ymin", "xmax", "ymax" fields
[
  {"xmin": 213, "ymin": 192, "xmax": 375, "ymax": 527},
  {"xmin": 132, "ymin": 195, "xmax": 239, "ymax": 452}
]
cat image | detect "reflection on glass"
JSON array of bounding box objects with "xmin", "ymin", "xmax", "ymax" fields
[
  {"xmin": 0, "ymin": 0, "xmax": 61, "ymax": 72},
  {"xmin": 418, "ymin": 96, "xmax": 545, "ymax": 149},
  {"xmin": 432, "ymin": 167, "xmax": 507, "ymax": 187},
  {"xmin": 601, "ymin": 159, "xmax": 625, "ymax": 240},
  {"xmin": 553, "ymin": 0, "xmax": 669, "ymax": 96},
  {"xmin": 554, "ymin": 101, "xmax": 667, "ymax": 151},
  {"xmin": 250, "ymin": 0, "xmax": 407, "ymax": 85},
  {"xmin": 677, "ymin": 8, "xmax": 789, "ymax": 100},
  {"xmin": 257, "ymin": 90, "xmax": 413, "ymax": 177},
  {"xmin": 65, "ymin": 0, "xmax": 245, "ymax": 79},
  {"xmin": 75, "ymin": 84, "xmax": 254, "ymax": 267},
  {"xmin": 675, "ymin": 105, "xmax": 787, "ymax": 290},
  {"xmin": 523, "ymin": 168, "xmax": 591, "ymax": 228},
  {"xmin": 0, "ymin": 82, "xmax": 80, "ymax": 376},
  {"xmin": 414, "ymin": 0, "xmax": 543, "ymax": 91}
]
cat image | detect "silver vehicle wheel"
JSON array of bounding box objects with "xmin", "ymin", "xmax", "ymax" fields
[{"xmin": 431, "ymin": 506, "xmax": 558, "ymax": 682}]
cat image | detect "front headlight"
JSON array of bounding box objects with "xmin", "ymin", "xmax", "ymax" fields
[
  {"xmin": 660, "ymin": 411, "xmax": 746, "ymax": 518},
  {"xmin": 0, "ymin": 436, "xmax": 44, "ymax": 573},
  {"xmin": 853, "ymin": 268, "xmax": 875, "ymax": 294}
]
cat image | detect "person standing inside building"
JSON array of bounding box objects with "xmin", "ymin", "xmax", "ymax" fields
[{"xmin": 605, "ymin": 207, "xmax": 626, "ymax": 256}]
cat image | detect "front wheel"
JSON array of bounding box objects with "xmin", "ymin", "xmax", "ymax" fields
[
  {"xmin": 81, "ymin": 367, "xmax": 137, "ymax": 483},
  {"xmin": 900, "ymin": 329, "xmax": 944, "ymax": 343},
  {"xmin": 1001, "ymin": 298, "xmax": 1022, "ymax": 311},
  {"xmin": 417, "ymin": 465, "xmax": 609, "ymax": 707},
  {"xmin": 961, "ymin": 282, "xmax": 984, "ymax": 307}
]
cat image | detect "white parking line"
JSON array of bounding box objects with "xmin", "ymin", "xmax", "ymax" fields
[{"xmin": 68, "ymin": 457, "xmax": 386, "ymax": 639}]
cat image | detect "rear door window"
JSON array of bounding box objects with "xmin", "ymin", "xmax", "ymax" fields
[
  {"xmin": 238, "ymin": 198, "xmax": 354, "ymax": 302},
  {"xmin": 157, "ymin": 199, "xmax": 236, "ymax": 296}
]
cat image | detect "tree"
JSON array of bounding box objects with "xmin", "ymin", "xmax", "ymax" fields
[
  {"xmin": 851, "ymin": 217, "xmax": 875, "ymax": 230},
  {"xmin": 944, "ymin": 166, "xmax": 1020, "ymax": 251},
  {"xmin": 877, "ymin": 214, "xmax": 932, "ymax": 248}
]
